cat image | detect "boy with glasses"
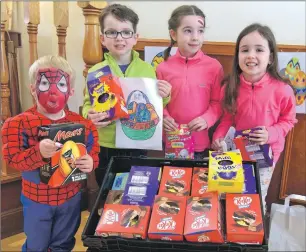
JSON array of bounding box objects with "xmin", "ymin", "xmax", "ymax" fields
[{"xmin": 82, "ymin": 4, "xmax": 172, "ymax": 186}]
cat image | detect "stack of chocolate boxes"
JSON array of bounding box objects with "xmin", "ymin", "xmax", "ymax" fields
[{"xmin": 95, "ymin": 150, "xmax": 264, "ymax": 245}]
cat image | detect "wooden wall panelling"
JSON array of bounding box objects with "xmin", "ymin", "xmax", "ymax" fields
[
  {"xmin": 280, "ymin": 114, "xmax": 306, "ymax": 201},
  {"xmin": 266, "ymin": 114, "xmax": 306, "ymax": 212},
  {"xmin": 1, "ymin": 178, "xmax": 23, "ymax": 239}
]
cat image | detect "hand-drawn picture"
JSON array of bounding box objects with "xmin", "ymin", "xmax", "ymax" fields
[
  {"xmin": 278, "ymin": 52, "xmax": 306, "ymax": 114},
  {"xmin": 116, "ymin": 78, "xmax": 163, "ymax": 150},
  {"xmin": 121, "ymin": 90, "xmax": 160, "ymax": 140},
  {"xmin": 144, "ymin": 46, "xmax": 178, "ymax": 70}
]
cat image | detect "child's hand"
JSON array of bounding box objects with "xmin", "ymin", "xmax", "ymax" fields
[
  {"xmin": 157, "ymin": 80, "xmax": 172, "ymax": 98},
  {"xmin": 249, "ymin": 126, "xmax": 269, "ymax": 145},
  {"xmin": 163, "ymin": 116, "xmax": 178, "ymax": 131},
  {"xmin": 39, "ymin": 139, "xmax": 61, "ymax": 158},
  {"xmin": 188, "ymin": 117, "xmax": 208, "ymax": 132},
  {"xmin": 211, "ymin": 138, "xmax": 224, "ymax": 151},
  {"xmin": 75, "ymin": 154, "xmax": 93, "ymax": 173},
  {"xmin": 87, "ymin": 109, "xmax": 111, "ymax": 128}
]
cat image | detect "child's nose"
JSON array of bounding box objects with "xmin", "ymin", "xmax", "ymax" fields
[
  {"xmin": 191, "ymin": 32, "xmax": 199, "ymax": 40},
  {"xmin": 247, "ymin": 51, "xmax": 256, "ymax": 58}
]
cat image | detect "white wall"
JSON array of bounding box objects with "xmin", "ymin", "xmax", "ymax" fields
[{"xmin": 17, "ymin": 1, "xmax": 306, "ymax": 113}]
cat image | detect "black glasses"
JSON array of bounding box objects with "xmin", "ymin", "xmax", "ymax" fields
[{"xmin": 104, "ymin": 30, "xmax": 134, "ymax": 39}]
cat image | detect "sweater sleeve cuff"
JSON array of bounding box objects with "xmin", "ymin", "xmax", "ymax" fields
[{"xmin": 267, "ymin": 126, "xmax": 278, "ymax": 144}]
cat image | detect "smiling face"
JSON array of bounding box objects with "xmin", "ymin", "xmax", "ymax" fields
[
  {"xmin": 170, "ymin": 15, "xmax": 205, "ymax": 58},
  {"xmin": 238, "ymin": 31, "xmax": 272, "ymax": 83},
  {"xmin": 100, "ymin": 14, "xmax": 138, "ymax": 61}
]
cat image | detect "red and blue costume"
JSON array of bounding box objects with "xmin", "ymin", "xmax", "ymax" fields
[{"xmin": 2, "ymin": 67, "xmax": 100, "ymax": 251}]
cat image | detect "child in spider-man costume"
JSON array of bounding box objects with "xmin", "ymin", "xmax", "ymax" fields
[{"xmin": 1, "ymin": 55, "xmax": 100, "ymax": 252}]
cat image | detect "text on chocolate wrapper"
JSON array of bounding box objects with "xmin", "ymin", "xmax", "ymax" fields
[
  {"xmin": 234, "ymin": 196, "xmax": 252, "ymax": 208},
  {"xmin": 157, "ymin": 217, "xmax": 176, "ymax": 230},
  {"xmin": 169, "ymin": 169, "xmax": 185, "ymax": 178},
  {"xmin": 53, "ymin": 128, "xmax": 84, "ymax": 142}
]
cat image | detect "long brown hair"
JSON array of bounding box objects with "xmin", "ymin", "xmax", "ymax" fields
[
  {"xmin": 164, "ymin": 5, "xmax": 206, "ymax": 60},
  {"xmin": 223, "ymin": 23, "xmax": 290, "ymax": 114}
]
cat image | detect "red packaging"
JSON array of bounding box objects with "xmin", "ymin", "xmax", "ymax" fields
[
  {"xmin": 165, "ymin": 124, "xmax": 195, "ymax": 159},
  {"xmin": 38, "ymin": 123, "xmax": 87, "ymax": 187},
  {"xmin": 148, "ymin": 195, "xmax": 186, "ymax": 241},
  {"xmin": 159, "ymin": 166, "xmax": 192, "ymax": 196},
  {"xmin": 184, "ymin": 192, "xmax": 224, "ymax": 243},
  {"xmin": 191, "ymin": 167, "xmax": 208, "ymax": 196},
  {"xmin": 226, "ymin": 194, "xmax": 264, "ymax": 244},
  {"xmin": 95, "ymin": 204, "xmax": 151, "ymax": 239}
]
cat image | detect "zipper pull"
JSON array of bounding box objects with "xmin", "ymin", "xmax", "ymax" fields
[
  {"xmin": 185, "ymin": 57, "xmax": 188, "ymax": 64},
  {"xmin": 252, "ymin": 83, "xmax": 254, "ymax": 90}
]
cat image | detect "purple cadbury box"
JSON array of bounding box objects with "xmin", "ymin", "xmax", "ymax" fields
[
  {"xmin": 235, "ymin": 128, "xmax": 273, "ymax": 168},
  {"xmin": 242, "ymin": 163, "xmax": 257, "ymax": 194},
  {"xmin": 122, "ymin": 166, "xmax": 161, "ymax": 206}
]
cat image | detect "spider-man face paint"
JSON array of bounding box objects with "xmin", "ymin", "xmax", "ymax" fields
[{"xmin": 36, "ymin": 68, "xmax": 70, "ymax": 113}]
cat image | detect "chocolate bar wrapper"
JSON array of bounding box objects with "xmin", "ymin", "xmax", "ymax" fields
[
  {"xmin": 235, "ymin": 128, "xmax": 273, "ymax": 168},
  {"xmin": 38, "ymin": 123, "xmax": 87, "ymax": 187},
  {"xmin": 122, "ymin": 166, "xmax": 161, "ymax": 206}
]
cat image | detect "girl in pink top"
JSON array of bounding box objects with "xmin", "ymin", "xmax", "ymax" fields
[
  {"xmin": 212, "ymin": 23, "xmax": 297, "ymax": 212},
  {"xmin": 157, "ymin": 5, "xmax": 224, "ymax": 159}
]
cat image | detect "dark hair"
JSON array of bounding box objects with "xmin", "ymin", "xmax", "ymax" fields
[
  {"xmin": 223, "ymin": 23, "xmax": 290, "ymax": 114},
  {"xmin": 164, "ymin": 5, "xmax": 206, "ymax": 60},
  {"xmin": 99, "ymin": 4, "xmax": 139, "ymax": 33}
]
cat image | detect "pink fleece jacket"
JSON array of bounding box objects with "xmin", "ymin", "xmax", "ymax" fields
[
  {"xmin": 213, "ymin": 73, "xmax": 297, "ymax": 163},
  {"xmin": 157, "ymin": 49, "xmax": 224, "ymax": 151}
]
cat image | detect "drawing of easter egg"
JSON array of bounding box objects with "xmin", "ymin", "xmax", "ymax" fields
[
  {"xmin": 285, "ymin": 57, "xmax": 301, "ymax": 81},
  {"xmin": 151, "ymin": 51, "xmax": 166, "ymax": 70},
  {"xmin": 291, "ymin": 71, "xmax": 306, "ymax": 105},
  {"xmin": 121, "ymin": 90, "xmax": 160, "ymax": 140},
  {"xmin": 292, "ymin": 70, "xmax": 305, "ymax": 89}
]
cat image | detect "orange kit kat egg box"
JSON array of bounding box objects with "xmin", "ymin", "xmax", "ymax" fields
[
  {"xmin": 148, "ymin": 195, "xmax": 186, "ymax": 241},
  {"xmin": 226, "ymin": 194, "xmax": 264, "ymax": 245},
  {"xmin": 38, "ymin": 123, "xmax": 87, "ymax": 187},
  {"xmin": 159, "ymin": 166, "xmax": 192, "ymax": 196},
  {"xmin": 95, "ymin": 204, "xmax": 151, "ymax": 239},
  {"xmin": 191, "ymin": 167, "xmax": 208, "ymax": 196},
  {"xmin": 184, "ymin": 191, "xmax": 224, "ymax": 243}
]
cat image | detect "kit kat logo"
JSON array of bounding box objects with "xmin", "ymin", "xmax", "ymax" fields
[
  {"xmin": 169, "ymin": 169, "xmax": 185, "ymax": 178},
  {"xmin": 157, "ymin": 218, "xmax": 176, "ymax": 230},
  {"xmin": 102, "ymin": 210, "xmax": 118, "ymax": 225},
  {"xmin": 53, "ymin": 128, "xmax": 83, "ymax": 142},
  {"xmin": 234, "ymin": 196, "xmax": 252, "ymax": 208}
]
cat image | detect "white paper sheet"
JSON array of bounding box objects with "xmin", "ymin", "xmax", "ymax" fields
[{"xmin": 115, "ymin": 78, "xmax": 163, "ymax": 150}]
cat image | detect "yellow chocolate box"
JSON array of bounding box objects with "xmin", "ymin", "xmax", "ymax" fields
[{"xmin": 208, "ymin": 151, "xmax": 244, "ymax": 193}]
